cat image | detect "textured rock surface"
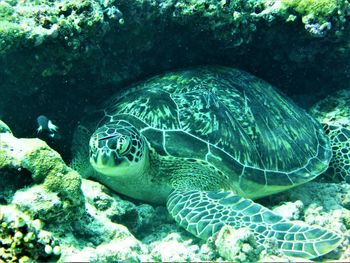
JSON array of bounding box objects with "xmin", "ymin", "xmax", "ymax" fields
[
  {"xmin": 285, "ymin": 182, "xmax": 350, "ymax": 260},
  {"xmin": 60, "ymin": 177, "xmax": 348, "ymax": 261},
  {"xmin": 60, "ymin": 178, "xmax": 214, "ymax": 262},
  {"xmin": 311, "ymin": 89, "xmax": 350, "ymax": 129},
  {"xmin": 272, "ymin": 200, "xmax": 304, "ymax": 220},
  {"xmin": 214, "ymin": 226, "xmax": 261, "ymax": 262},
  {"xmin": 0, "ymin": 122, "xmax": 84, "ymax": 223}
]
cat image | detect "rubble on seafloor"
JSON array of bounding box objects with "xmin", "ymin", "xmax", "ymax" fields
[{"xmin": 0, "ymin": 120, "xmax": 349, "ymax": 262}]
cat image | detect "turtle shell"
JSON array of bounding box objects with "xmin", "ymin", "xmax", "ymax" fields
[{"xmin": 93, "ymin": 66, "xmax": 332, "ymax": 198}]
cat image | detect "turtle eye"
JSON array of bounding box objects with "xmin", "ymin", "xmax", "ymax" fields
[{"xmin": 116, "ymin": 136, "xmax": 131, "ymax": 155}]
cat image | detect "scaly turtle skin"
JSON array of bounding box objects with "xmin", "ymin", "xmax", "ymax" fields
[
  {"xmin": 311, "ymin": 89, "xmax": 350, "ymax": 183},
  {"xmin": 72, "ymin": 66, "xmax": 341, "ymax": 259}
]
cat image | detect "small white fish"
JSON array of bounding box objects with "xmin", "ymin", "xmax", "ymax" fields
[{"xmin": 37, "ymin": 115, "xmax": 59, "ymax": 138}]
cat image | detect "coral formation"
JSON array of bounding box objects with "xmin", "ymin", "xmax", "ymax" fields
[
  {"xmin": 148, "ymin": 232, "xmax": 206, "ymax": 262},
  {"xmin": 214, "ymin": 226, "xmax": 260, "ymax": 262},
  {"xmin": 0, "ymin": 205, "xmax": 61, "ymax": 262},
  {"xmin": 279, "ymin": 0, "xmax": 349, "ymax": 36},
  {"xmin": 58, "ymin": 179, "xmax": 151, "ymax": 262},
  {"xmin": 0, "ymin": 121, "xmax": 84, "ymax": 223},
  {"xmin": 52, "ymin": 178, "xmax": 216, "ymax": 262},
  {"xmin": 56, "ymin": 178, "xmax": 349, "ymax": 262},
  {"xmin": 0, "ymin": 0, "xmax": 121, "ymax": 55},
  {"xmin": 311, "ymin": 89, "xmax": 350, "ymax": 129},
  {"xmin": 12, "ymin": 186, "xmax": 67, "ymax": 223},
  {"xmin": 272, "ymin": 200, "xmax": 304, "ymax": 220},
  {"xmin": 81, "ymin": 179, "xmax": 166, "ymax": 234},
  {"xmin": 286, "ymin": 182, "xmax": 350, "ymax": 260},
  {"xmin": 0, "ymin": 0, "xmax": 347, "ymax": 57}
]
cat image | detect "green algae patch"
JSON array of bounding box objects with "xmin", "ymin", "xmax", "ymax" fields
[
  {"xmin": 282, "ymin": 0, "xmax": 338, "ymax": 16},
  {"xmin": 43, "ymin": 169, "xmax": 83, "ymax": 208},
  {"xmin": 0, "ymin": 21, "xmax": 23, "ymax": 54},
  {"xmin": 23, "ymin": 147, "xmax": 66, "ymax": 184},
  {"xmin": 0, "ymin": 2, "xmax": 14, "ymax": 19},
  {"xmin": 281, "ymin": 0, "xmax": 342, "ymax": 23},
  {"xmin": 277, "ymin": 0, "xmax": 349, "ymax": 36},
  {"xmin": 22, "ymin": 145, "xmax": 84, "ymax": 208}
]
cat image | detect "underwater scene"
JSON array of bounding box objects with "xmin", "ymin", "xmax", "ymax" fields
[{"xmin": 1, "ymin": 0, "xmax": 350, "ymax": 262}]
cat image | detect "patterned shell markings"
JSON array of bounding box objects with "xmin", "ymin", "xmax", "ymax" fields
[{"xmin": 102, "ymin": 67, "xmax": 330, "ymax": 191}]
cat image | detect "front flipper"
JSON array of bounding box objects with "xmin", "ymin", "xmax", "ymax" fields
[{"xmin": 167, "ymin": 190, "xmax": 342, "ymax": 259}]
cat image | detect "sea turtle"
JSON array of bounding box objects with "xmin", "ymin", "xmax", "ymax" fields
[{"xmin": 72, "ymin": 66, "xmax": 342, "ymax": 259}]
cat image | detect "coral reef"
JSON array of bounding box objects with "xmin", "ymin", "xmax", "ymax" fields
[
  {"xmin": 80, "ymin": 179, "xmax": 170, "ymax": 235},
  {"xmin": 146, "ymin": 232, "xmax": 211, "ymax": 262},
  {"xmin": 281, "ymin": 0, "xmax": 339, "ymax": 18},
  {"xmin": 272, "ymin": 200, "xmax": 304, "ymax": 220},
  {"xmin": 0, "ymin": 205, "xmax": 61, "ymax": 262},
  {"xmin": 0, "ymin": 0, "xmax": 348, "ymax": 57}
]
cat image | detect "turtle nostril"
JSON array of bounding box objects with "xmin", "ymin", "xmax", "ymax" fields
[{"xmin": 101, "ymin": 146, "xmax": 110, "ymax": 154}]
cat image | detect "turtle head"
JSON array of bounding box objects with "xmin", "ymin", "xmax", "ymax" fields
[{"xmin": 89, "ymin": 121, "xmax": 148, "ymax": 177}]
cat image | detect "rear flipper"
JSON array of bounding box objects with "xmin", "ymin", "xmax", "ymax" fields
[
  {"xmin": 167, "ymin": 190, "xmax": 342, "ymax": 259},
  {"xmin": 324, "ymin": 124, "xmax": 350, "ymax": 183}
]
